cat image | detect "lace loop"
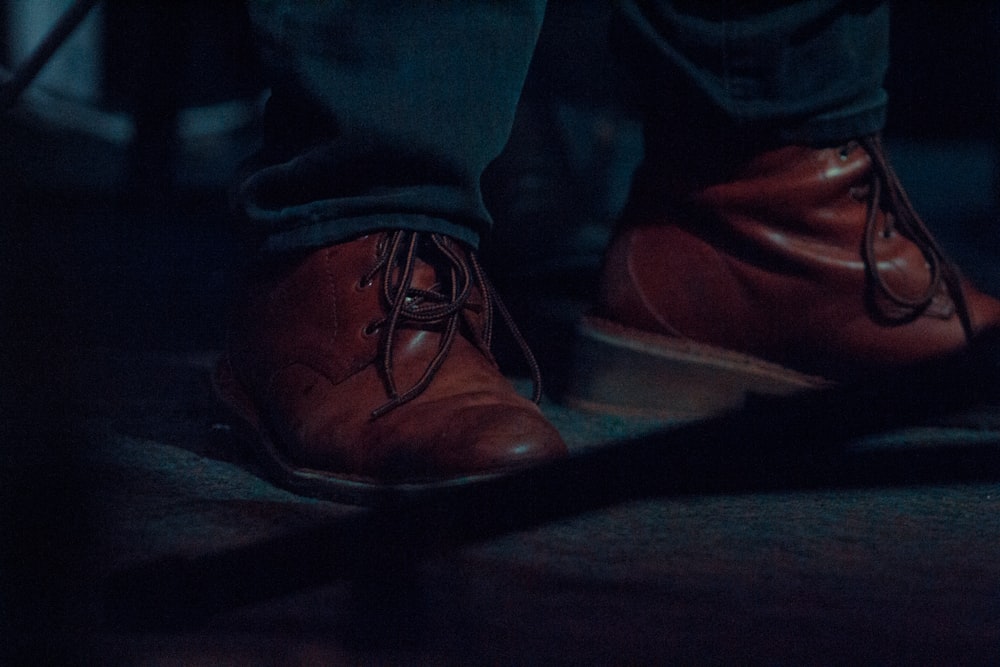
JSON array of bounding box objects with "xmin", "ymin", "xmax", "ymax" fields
[
  {"xmin": 368, "ymin": 231, "xmax": 542, "ymax": 419},
  {"xmin": 858, "ymin": 135, "xmax": 973, "ymax": 339}
]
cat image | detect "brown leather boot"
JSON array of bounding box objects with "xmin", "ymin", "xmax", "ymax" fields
[
  {"xmin": 214, "ymin": 230, "xmax": 566, "ymax": 503},
  {"xmin": 568, "ymin": 135, "xmax": 1000, "ymax": 419}
]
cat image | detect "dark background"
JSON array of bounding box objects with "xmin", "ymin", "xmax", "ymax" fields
[{"xmin": 2, "ymin": 2, "xmax": 1000, "ymax": 664}]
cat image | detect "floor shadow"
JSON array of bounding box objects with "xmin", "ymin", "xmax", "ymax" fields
[{"xmin": 103, "ymin": 328, "xmax": 1000, "ymax": 629}]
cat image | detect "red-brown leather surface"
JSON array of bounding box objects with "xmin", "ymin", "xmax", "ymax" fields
[
  {"xmin": 597, "ymin": 143, "xmax": 1000, "ymax": 380},
  {"xmin": 224, "ymin": 234, "xmax": 566, "ymax": 481}
]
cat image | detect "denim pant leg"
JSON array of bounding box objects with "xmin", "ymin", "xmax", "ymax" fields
[
  {"xmin": 614, "ymin": 0, "xmax": 890, "ymax": 163},
  {"xmin": 240, "ymin": 1, "xmax": 547, "ymax": 255}
]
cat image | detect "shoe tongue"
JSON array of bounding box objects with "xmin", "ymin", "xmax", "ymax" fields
[
  {"xmin": 382, "ymin": 235, "xmax": 444, "ymax": 294},
  {"xmin": 408, "ymin": 255, "xmax": 441, "ymax": 292},
  {"xmin": 407, "ymin": 234, "xmax": 465, "ymax": 295}
]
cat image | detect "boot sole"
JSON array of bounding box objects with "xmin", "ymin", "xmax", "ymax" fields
[
  {"xmin": 211, "ymin": 356, "xmax": 513, "ymax": 507},
  {"xmin": 564, "ymin": 315, "xmax": 833, "ymax": 420}
]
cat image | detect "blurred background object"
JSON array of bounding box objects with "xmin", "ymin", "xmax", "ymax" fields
[{"xmin": 1, "ymin": 0, "xmax": 265, "ymax": 199}]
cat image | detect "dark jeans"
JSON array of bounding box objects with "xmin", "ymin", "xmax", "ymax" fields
[{"xmin": 239, "ymin": 0, "xmax": 889, "ymax": 255}]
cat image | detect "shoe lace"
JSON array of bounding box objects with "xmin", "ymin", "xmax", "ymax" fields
[
  {"xmin": 361, "ymin": 230, "xmax": 543, "ymax": 419},
  {"xmin": 859, "ymin": 134, "xmax": 974, "ymax": 340}
]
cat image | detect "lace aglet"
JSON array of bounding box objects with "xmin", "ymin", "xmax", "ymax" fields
[{"xmin": 370, "ymin": 397, "xmax": 401, "ymax": 420}]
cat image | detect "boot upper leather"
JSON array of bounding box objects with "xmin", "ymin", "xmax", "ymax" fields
[
  {"xmin": 225, "ymin": 232, "xmax": 566, "ymax": 482},
  {"xmin": 598, "ymin": 140, "xmax": 1000, "ymax": 380}
]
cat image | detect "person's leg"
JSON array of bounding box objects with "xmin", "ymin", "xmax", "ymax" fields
[
  {"xmin": 567, "ymin": 0, "xmax": 1000, "ymax": 418},
  {"xmin": 239, "ymin": 0, "xmax": 548, "ymax": 253},
  {"xmin": 217, "ymin": 0, "xmax": 566, "ymax": 502},
  {"xmin": 613, "ymin": 0, "xmax": 890, "ymax": 156}
]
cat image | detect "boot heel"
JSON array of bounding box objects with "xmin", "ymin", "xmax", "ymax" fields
[{"xmin": 563, "ymin": 315, "xmax": 831, "ymax": 420}]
